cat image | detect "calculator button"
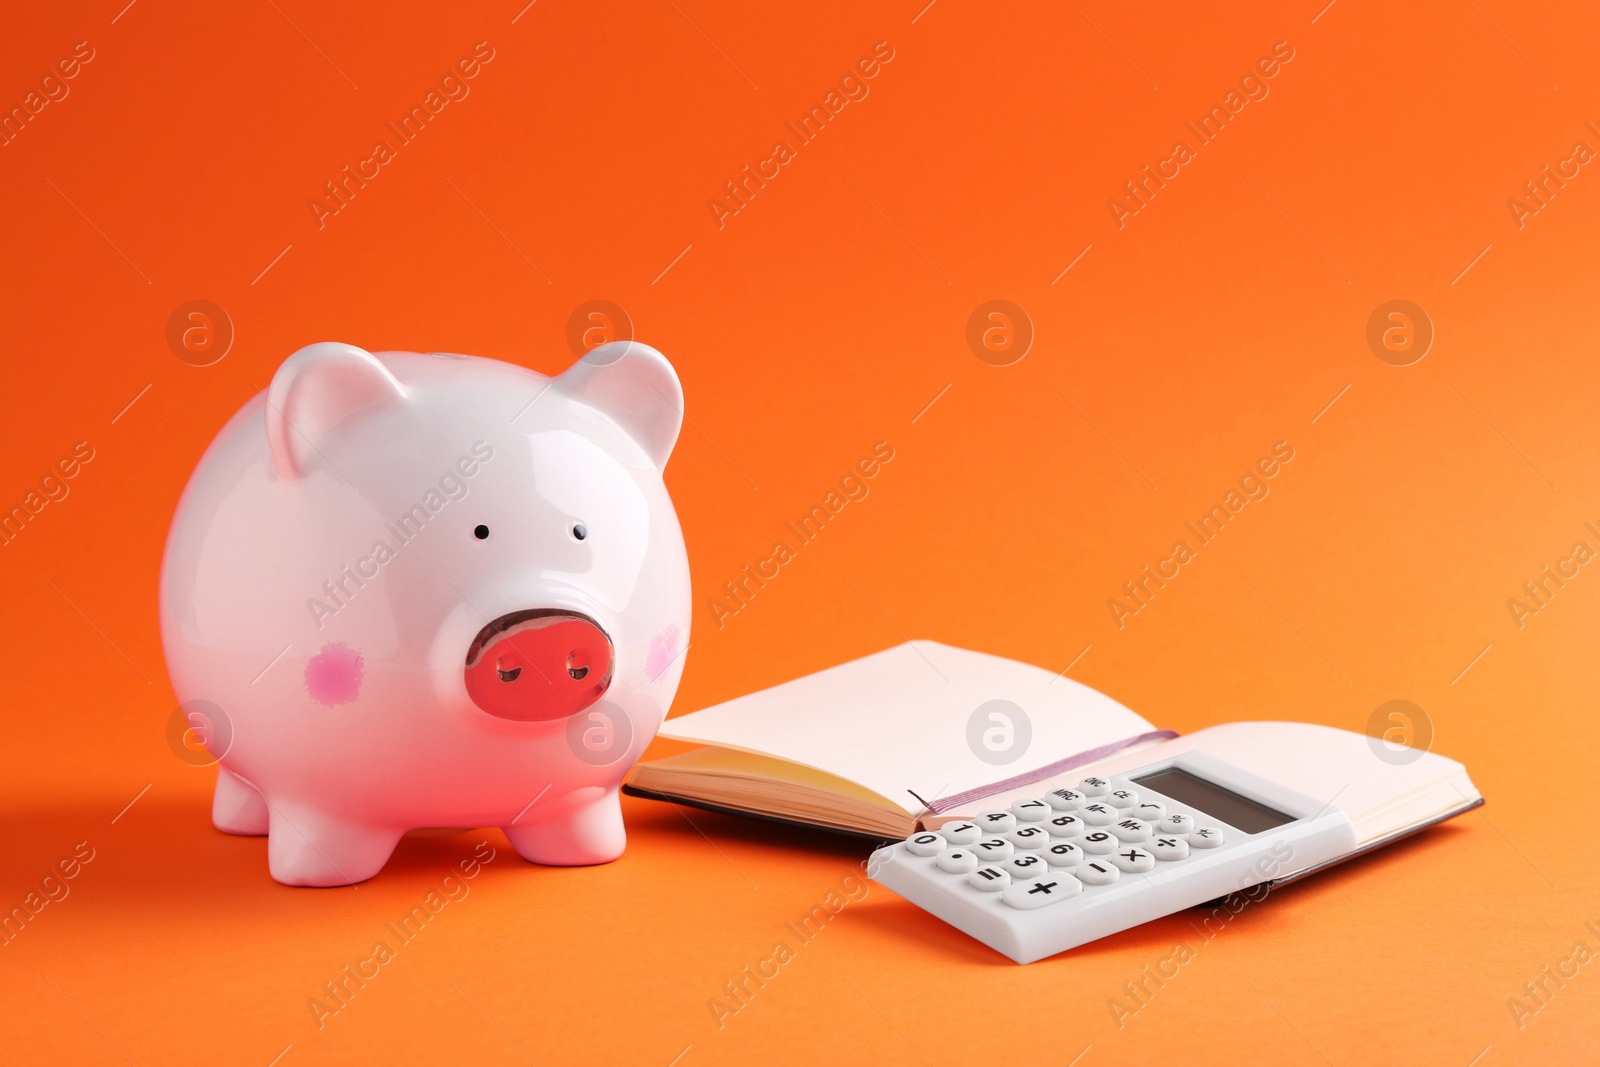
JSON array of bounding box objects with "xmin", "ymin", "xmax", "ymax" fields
[
  {"xmin": 1074, "ymin": 858, "xmax": 1120, "ymax": 885},
  {"xmin": 1010, "ymin": 799, "xmax": 1052, "ymax": 822},
  {"xmin": 938, "ymin": 821, "xmax": 982, "ymax": 846},
  {"xmin": 1004, "ymin": 853, "xmax": 1048, "ymax": 879},
  {"xmin": 1043, "ymin": 841, "xmax": 1084, "ymax": 867},
  {"xmin": 1107, "ymin": 788, "xmax": 1138, "ymax": 809},
  {"xmin": 1045, "ymin": 814, "xmax": 1084, "ymax": 838},
  {"xmin": 1157, "ymin": 814, "xmax": 1196, "ymax": 836},
  {"xmin": 1150, "ymin": 837, "xmax": 1189, "ymax": 861},
  {"xmin": 1110, "ymin": 818, "xmax": 1152, "ymax": 842},
  {"xmin": 1110, "ymin": 847, "xmax": 1156, "ymax": 873},
  {"xmin": 1189, "ymin": 827, "xmax": 1225, "ymax": 848},
  {"xmin": 1133, "ymin": 802, "xmax": 1167, "ymax": 822},
  {"xmin": 975, "ymin": 811, "xmax": 1018, "ymax": 834},
  {"xmin": 1006, "ymin": 825, "xmax": 1050, "ymax": 849},
  {"xmin": 971, "ymin": 837, "xmax": 1015, "ymax": 862},
  {"xmin": 1079, "ymin": 803, "xmax": 1116, "ymax": 826},
  {"xmin": 967, "ymin": 865, "xmax": 1011, "ymax": 891},
  {"xmin": 935, "ymin": 848, "xmax": 981, "ymax": 874},
  {"xmin": 1002, "ymin": 875, "xmax": 1082, "ymax": 909},
  {"xmin": 1077, "ymin": 777, "xmax": 1111, "ymax": 797},
  {"xmin": 1078, "ymin": 830, "xmax": 1116, "ymax": 855},
  {"xmin": 1045, "ymin": 789, "xmax": 1085, "ymax": 811},
  {"xmin": 905, "ymin": 832, "xmax": 945, "ymax": 857}
]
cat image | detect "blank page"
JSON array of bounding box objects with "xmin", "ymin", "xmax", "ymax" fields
[
  {"xmin": 657, "ymin": 641, "xmax": 1155, "ymax": 813},
  {"xmin": 949, "ymin": 720, "xmax": 1480, "ymax": 846}
]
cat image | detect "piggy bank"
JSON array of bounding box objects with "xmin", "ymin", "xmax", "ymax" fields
[{"xmin": 159, "ymin": 340, "xmax": 691, "ymax": 886}]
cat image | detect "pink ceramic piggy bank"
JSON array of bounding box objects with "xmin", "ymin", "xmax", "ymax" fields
[{"xmin": 159, "ymin": 341, "xmax": 691, "ymax": 886}]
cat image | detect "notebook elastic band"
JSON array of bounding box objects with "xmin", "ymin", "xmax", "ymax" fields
[{"xmin": 922, "ymin": 729, "xmax": 1180, "ymax": 815}]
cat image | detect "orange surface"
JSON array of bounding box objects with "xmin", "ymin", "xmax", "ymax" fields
[{"xmin": 2, "ymin": 1, "xmax": 1597, "ymax": 1063}]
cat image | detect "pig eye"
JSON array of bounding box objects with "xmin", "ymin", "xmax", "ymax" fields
[
  {"xmin": 571, "ymin": 523, "xmax": 587, "ymax": 541},
  {"xmin": 473, "ymin": 525, "xmax": 490, "ymax": 540}
]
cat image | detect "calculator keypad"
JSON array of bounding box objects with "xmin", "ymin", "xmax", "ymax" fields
[{"xmin": 900, "ymin": 780, "xmax": 1238, "ymax": 911}]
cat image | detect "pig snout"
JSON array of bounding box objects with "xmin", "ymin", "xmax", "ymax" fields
[{"xmin": 464, "ymin": 611, "xmax": 614, "ymax": 722}]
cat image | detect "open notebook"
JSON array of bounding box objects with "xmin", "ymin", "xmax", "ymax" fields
[{"xmin": 626, "ymin": 641, "xmax": 1482, "ymax": 859}]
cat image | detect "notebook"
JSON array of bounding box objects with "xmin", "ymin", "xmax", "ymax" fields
[{"xmin": 625, "ymin": 641, "xmax": 1482, "ymax": 853}]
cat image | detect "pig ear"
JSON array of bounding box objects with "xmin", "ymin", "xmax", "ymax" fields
[
  {"xmin": 555, "ymin": 341, "xmax": 683, "ymax": 469},
  {"xmin": 266, "ymin": 342, "xmax": 407, "ymax": 479}
]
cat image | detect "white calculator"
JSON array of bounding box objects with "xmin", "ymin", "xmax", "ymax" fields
[{"xmin": 868, "ymin": 752, "xmax": 1357, "ymax": 963}]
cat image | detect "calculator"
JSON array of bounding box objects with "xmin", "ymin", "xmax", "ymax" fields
[{"xmin": 868, "ymin": 752, "xmax": 1357, "ymax": 963}]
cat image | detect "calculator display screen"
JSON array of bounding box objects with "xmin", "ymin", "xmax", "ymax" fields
[{"xmin": 1130, "ymin": 768, "xmax": 1295, "ymax": 834}]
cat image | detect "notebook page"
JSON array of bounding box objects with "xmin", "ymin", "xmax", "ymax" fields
[
  {"xmin": 657, "ymin": 640, "xmax": 1155, "ymax": 811},
  {"xmin": 939, "ymin": 720, "xmax": 1480, "ymax": 846}
]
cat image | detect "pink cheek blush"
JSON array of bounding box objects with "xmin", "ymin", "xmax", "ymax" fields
[
  {"xmin": 305, "ymin": 642, "xmax": 364, "ymax": 706},
  {"xmin": 645, "ymin": 624, "xmax": 682, "ymax": 682}
]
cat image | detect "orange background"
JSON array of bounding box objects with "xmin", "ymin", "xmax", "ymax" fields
[{"xmin": 2, "ymin": 1, "xmax": 1597, "ymax": 1063}]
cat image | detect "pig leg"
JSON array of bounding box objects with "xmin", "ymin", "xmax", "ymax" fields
[
  {"xmin": 266, "ymin": 802, "xmax": 402, "ymax": 887},
  {"xmin": 501, "ymin": 785, "xmax": 626, "ymax": 866},
  {"xmin": 212, "ymin": 768, "xmax": 269, "ymax": 836}
]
